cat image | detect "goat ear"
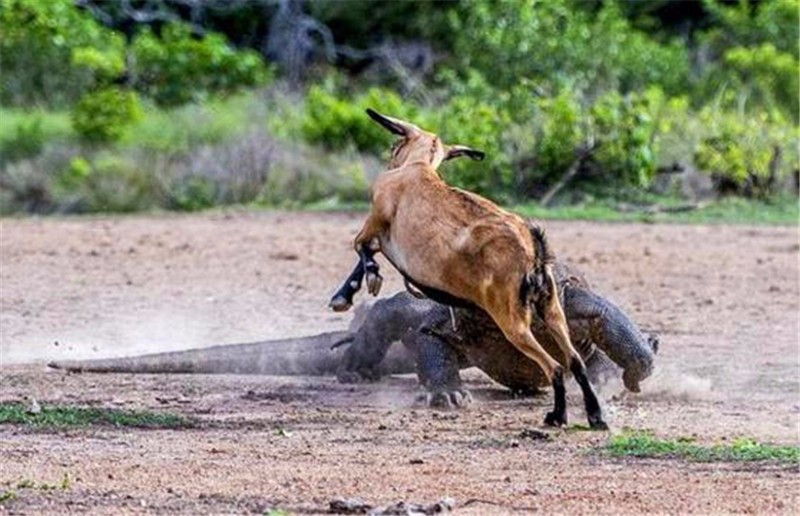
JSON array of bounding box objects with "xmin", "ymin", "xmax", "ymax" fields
[
  {"xmin": 366, "ymin": 108, "xmax": 418, "ymax": 137},
  {"xmin": 445, "ymin": 145, "xmax": 485, "ymax": 162}
]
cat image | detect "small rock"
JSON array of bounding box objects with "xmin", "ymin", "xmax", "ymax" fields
[
  {"xmin": 519, "ymin": 429, "xmax": 550, "ymax": 441},
  {"xmin": 409, "ymin": 458, "xmax": 424, "ymax": 465},
  {"xmin": 368, "ymin": 498, "xmax": 455, "ymax": 515},
  {"xmin": 330, "ymin": 497, "xmax": 373, "ymax": 514},
  {"xmin": 27, "ymin": 398, "xmax": 41, "ymax": 415},
  {"xmin": 270, "ymin": 251, "xmax": 299, "ymax": 261}
]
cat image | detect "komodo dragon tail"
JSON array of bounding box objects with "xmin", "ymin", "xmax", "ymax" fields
[
  {"xmin": 47, "ymin": 331, "xmax": 414, "ymax": 376},
  {"xmin": 48, "ymin": 332, "xmax": 351, "ymax": 375}
]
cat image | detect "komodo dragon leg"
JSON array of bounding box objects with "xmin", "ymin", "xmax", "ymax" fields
[
  {"xmin": 336, "ymin": 292, "xmax": 436, "ymax": 383},
  {"xmin": 410, "ymin": 305, "xmax": 473, "ymax": 408}
]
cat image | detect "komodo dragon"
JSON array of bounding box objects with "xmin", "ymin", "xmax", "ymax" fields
[{"xmin": 50, "ymin": 264, "xmax": 658, "ymax": 405}]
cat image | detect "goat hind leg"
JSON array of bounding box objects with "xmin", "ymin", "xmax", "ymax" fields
[
  {"xmin": 547, "ymin": 320, "xmax": 607, "ymax": 429},
  {"xmin": 543, "ymin": 271, "xmax": 607, "ymax": 429},
  {"xmin": 502, "ymin": 323, "xmax": 567, "ymax": 427}
]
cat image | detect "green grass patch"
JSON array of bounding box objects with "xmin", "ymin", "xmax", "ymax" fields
[
  {"xmin": 289, "ymin": 195, "xmax": 799, "ymax": 226},
  {"xmin": 514, "ymin": 195, "xmax": 799, "ymax": 225},
  {"xmin": 124, "ymin": 91, "xmax": 266, "ymax": 152},
  {"xmin": 0, "ymin": 108, "xmax": 73, "ymax": 143},
  {"xmin": 603, "ymin": 431, "xmax": 800, "ymax": 463},
  {"xmin": 0, "ymin": 403, "xmax": 192, "ymax": 429}
]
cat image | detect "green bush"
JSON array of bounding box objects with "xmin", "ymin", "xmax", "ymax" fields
[
  {"xmin": 697, "ymin": 0, "xmax": 799, "ymax": 120},
  {"xmin": 167, "ymin": 177, "xmax": 217, "ymax": 212},
  {"xmin": 434, "ymin": 95, "xmax": 511, "ymax": 197},
  {"xmin": 125, "ymin": 92, "xmax": 264, "ymax": 153},
  {"xmin": 259, "ymin": 144, "xmax": 371, "ymax": 207},
  {"xmin": 0, "ymin": 116, "xmax": 45, "ymax": 164},
  {"xmin": 55, "ymin": 154, "xmax": 157, "ymax": 212},
  {"xmin": 531, "ymin": 90, "xmax": 585, "ymax": 186},
  {"xmin": 0, "ymin": 0, "xmax": 125, "ymax": 107},
  {"xmin": 301, "ymin": 85, "xmax": 419, "ymax": 153},
  {"xmin": 71, "ymin": 87, "xmax": 142, "ymax": 144},
  {"xmin": 131, "ymin": 23, "xmax": 270, "ymax": 107},
  {"xmin": 448, "ymin": 0, "xmax": 689, "ymax": 98},
  {"xmin": 723, "ymin": 43, "xmax": 799, "ymax": 119},
  {"xmin": 590, "ymin": 89, "xmax": 659, "ymax": 188},
  {"xmin": 694, "ymin": 107, "xmax": 796, "ymax": 198},
  {"xmin": 302, "ymin": 84, "xmax": 513, "ymax": 198}
]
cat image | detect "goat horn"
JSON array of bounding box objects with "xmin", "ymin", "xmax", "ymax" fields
[
  {"xmin": 366, "ymin": 109, "xmax": 419, "ymax": 137},
  {"xmin": 445, "ymin": 145, "xmax": 486, "ymax": 162}
]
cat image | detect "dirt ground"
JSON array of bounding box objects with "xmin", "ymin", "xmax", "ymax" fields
[{"xmin": 0, "ymin": 210, "xmax": 798, "ymax": 514}]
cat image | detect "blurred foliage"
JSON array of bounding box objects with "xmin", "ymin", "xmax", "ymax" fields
[
  {"xmin": 697, "ymin": 0, "xmax": 799, "ymax": 120},
  {"xmin": 130, "ymin": 23, "xmax": 271, "ymax": 107},
  {"xmin": 302, "ymin": 84, "xmax": 419, "ymax": 153},
  {"xmin": 310, "ymin": 0, "xmax": 455, "ymax": 49},
  {"xmin": 0, "ymin": 0, "xmax": 797, "ymax": 213},
  {"xmin": 71, "ymin": 87, "xmax": 142, "ymax": 144},
  {"xmin": 55, "ymin": 153, "xmax": 157, "ymax": 212},
  {"xmin": 447, "ymin": 0, "xmax": 690, "ymax": 97},
  {"xmin": 0, "ymin": 0, "xmax": 271, "ymax": 109},
  {"xmin": 0, "ymin": 116, "xmax": 46, "ymax": 164},
  {"xmin": 434, "ymin": 95, "xmax": 512, "ymax": 196},
  {"xmin": 0, "ymin": 0, "xmax": 124, "ymax": 106},
  {"xmin": 695, "ymin": 107, "xmax": 796, "ymax": 199},
  {"xmin": 590, "ymin": 89, "xmax": 659, "ymax": 188},
  {"xmin": 124, "ymin": 91, "xmax": 265, "ymax": 152}
]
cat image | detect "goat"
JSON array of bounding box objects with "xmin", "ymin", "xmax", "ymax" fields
[{"xmin": 329, "ymin": 109, "xmax": 606, "ymax": 429}]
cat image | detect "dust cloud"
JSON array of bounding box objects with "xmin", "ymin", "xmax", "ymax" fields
[{"xmin": 2, "ymin": 307, "xmax": 236, "ymax": 365}]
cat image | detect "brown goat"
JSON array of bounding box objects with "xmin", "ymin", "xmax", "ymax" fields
[{"xmin": 329, "ymin": 109, "xmax": 606, "ymax": 429}]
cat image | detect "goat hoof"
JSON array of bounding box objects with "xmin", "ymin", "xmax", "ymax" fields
[
  {"xmin": 544, "ymin": 411, "xmax": 567, "ymax": 427},
  {"xmin": 589, "ymin": 418, "xmax": 609, "ymax": 431},
  {"xmin": 366, "ymin": 272, "xmax": 383, "ymax": 296},
  {"xmin": 329, "ymin": 295, "xmax": 352, "ymax": 312}
]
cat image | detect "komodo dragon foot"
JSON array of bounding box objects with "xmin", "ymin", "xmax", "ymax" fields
[{"xmin": 421, "ymin": 389, "xmax": 473, "ymax": 409}]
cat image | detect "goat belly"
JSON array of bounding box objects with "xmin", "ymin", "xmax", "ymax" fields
[
  {"xmin": 381, "ymin": 238, "xmax": 473, "ymax": 308},
  {"xmin": 402, "ymin": 274, "xmax": 475, "ymax": 308}
]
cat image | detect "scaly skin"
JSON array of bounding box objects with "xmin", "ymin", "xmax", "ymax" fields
[{"xmin": 339, "ymin": 262, "xmax": 658, "ymax": 406}]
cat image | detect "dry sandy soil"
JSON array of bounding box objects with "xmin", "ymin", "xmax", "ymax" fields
[{"xmin": 0, "ymin": 211, "xmax": 798, "ymax": 514}]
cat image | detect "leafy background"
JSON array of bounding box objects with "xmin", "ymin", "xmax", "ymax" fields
[{"xmin": 0, "ymin": 0, "xmax": 797, "ymax": 217}]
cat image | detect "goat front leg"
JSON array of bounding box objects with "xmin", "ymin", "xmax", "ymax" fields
[
  {"xmin": 328, "ymin": 242, "xmax": 381, "ymax": 311},
  {"xmin": 359, "ymin": 242, "xmax": 383, "ymax": 296},
  {"xmin": 329, "ymin": 261, "xmax": 366, "ymax": 312},
  {"xmin": 329, "ymin": 216, "xmax": 384, "ymax": 311}
]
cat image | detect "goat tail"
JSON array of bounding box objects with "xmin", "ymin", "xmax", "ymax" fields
[
  {"xmin": 527, "ymin": 223, "xmax": 555, "ymax": 268},
  {"xmin": 520, "ymin": 222, "xmax": 556, "ymax": 314}
]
